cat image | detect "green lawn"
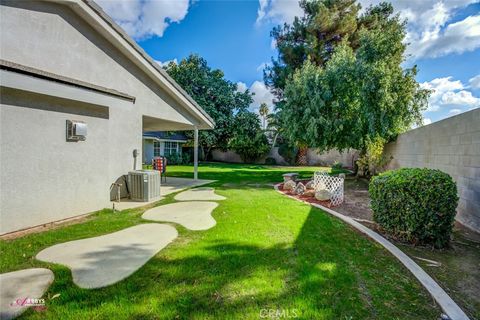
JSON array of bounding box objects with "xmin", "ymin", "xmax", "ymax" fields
[{"xmin": 0, "ymin": 163, "xmax": 440, "ymax": 319}]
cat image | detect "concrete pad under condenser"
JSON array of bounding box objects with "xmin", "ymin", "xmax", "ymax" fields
[
  {"xmin": 174, "ymin": 187, "xmax": 226, "ymax": 201},
  {"xmin": 161, "ymin": 178, "xmax": 216, "ymax": 197},
  {"xmin": 110, "ymin": 177, "xmax": 215, "ymax": 211},
  {"xmin": 142, "ymin": 202, "xmax": 219, "ymax": 230},
  {"xmin": 36, "ymin": 224, "xmax": 177, "ymax": 289},
  {"xmin": 0, "ymin": 268, "xmax": 54, "ymax": 320}
]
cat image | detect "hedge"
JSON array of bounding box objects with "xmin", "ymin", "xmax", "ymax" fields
[{"xmin": 369, "ymin": 168, "xmax": 458, "ymax": 248}]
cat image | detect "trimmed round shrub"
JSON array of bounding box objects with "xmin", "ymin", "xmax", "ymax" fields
[
  {"xmin": 265, "ymin": 157, "xmax": 277, "ymax": 165},
  {"xmin": 369, "ymin": 168, "xmax": 458, "ymax": 248}
]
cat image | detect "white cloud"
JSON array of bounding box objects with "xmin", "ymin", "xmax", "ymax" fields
[
  {"xmin": 421, "ymin": 76, "xmax": 463, "ymax": 111},
  {"xmin": 155, "ymin": 59, "xmax": 178, "ymax": 68},
  {"xmin": 256, "ymin": 0, "xmax": 303, "ymax": 25},
  {"xmin": 256, "ymin": 62, "xmax": 271, "ymax": 72},
  {"xmin": 96, "ymin": 0, "xmax": 190, "ymax": 40},
  {"xmin": 423, "ymin": 117, "xmax": 432, "ymax": 125},
  {"xmin": 359, "ymin": 0, "xmax": 480, "ymax": 59},
  {"xmin": 237, "ymin": 81, "xmax": 275, "ymax": 114},
  {"xmin": 410, "ymin": 14, "xmax": 480, "ymax": 59},
  {"xmin": 442, "ymin": 90, "xmax": 480, "ymax": 105},
  {"xmin": 469, "ymin": 75, "xmax": 480, "ymax": 89},
  {"xmin": 422, "ymin": 76, "xmax": 464, "ymax": 93},
  {"xmin": 257, "ymin": 0, "xmax": 479, "ymax": 59},
  {"xmin": 270, "ymin": 38, "xmax": 277, "ymax": 50},
  {"xmin": 236, "ymin": 82, "xmax": 248, "ymax": 93},
  {"xmin": 421, "ymin": 76, "xmax": 480, "ymax": 113},
  {"xmin": 449, "ymin": 108, "xmax": 462, "ymax": 115}
]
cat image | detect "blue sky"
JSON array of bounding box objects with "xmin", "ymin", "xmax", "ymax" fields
[{"xmin": 97, "ymin": 0, "xmax": 480, "ymax": 125}]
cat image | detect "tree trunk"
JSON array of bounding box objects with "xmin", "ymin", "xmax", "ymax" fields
[
  {"xmin": 296, "ymin": 146, "xmax": 308, "ymax": 166},
  {"xmin": 205, "ymin": 146, "xmax": 212, "ymax": 161},
  {"xmin": 271, "ymin": 132, "xmax": 279, "ymax": 150},
  {"xmin": 355, "ymin": 149, "xmax": 367, "ymax": 178}
]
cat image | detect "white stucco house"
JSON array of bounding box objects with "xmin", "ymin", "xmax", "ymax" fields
[
  {"xmin": 0, "ymin": 0, "xmax": 214, "ymax": 235},
  {"xmin": 143, "ymin": 131, "xmax": 188, "ymax": 164}
]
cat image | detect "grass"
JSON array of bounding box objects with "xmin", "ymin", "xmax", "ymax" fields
[
  {"xmin": 398, "ymin": 234, "xmax": 480, "ymax": 320},
  {"xmin": 0, "ymin": 162, "xmax": 441, "ymax": 319}
]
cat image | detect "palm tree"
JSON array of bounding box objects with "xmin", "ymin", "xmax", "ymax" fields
[
  {"xmin": 266, "ymin": 112, "xmax": 281, "ymax": 148},
  {"xmin": 259, "ymin": 103, "xmax": 269, "ymax": 130},
  {"xmin": 295, "ymin": 142, "xmax": 308, "ymax": 166}
]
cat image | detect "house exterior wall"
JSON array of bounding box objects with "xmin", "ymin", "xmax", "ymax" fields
[
  {"xmin": 0, "ymin": 2, "xmax": 200, "ymax": 234},
  {"xmin": 383, "ymin": 108, "xmax": 480, "ymax": 232},
  {"xmin": 0, "ymin": 90, "xmax": 114, "ymax": 233},
  {"xmin": 143, "ymin": 140, "xmax": 155, "ymax": 164}
]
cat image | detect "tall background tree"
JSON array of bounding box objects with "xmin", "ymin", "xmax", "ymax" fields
[
  {"xmin": 165, "ymin": 54, "xmax": 269, "ymax": 162},
  {"xmin": 264, "ymin": 0, "xmax": 429, "ymax": 173},
  {"xmin": 265, "ymin": 1, "xmax": 401, "ymax": 97},
  {"xmin": 259, "ymin": 103, "xmax": 269, "ymax": 129},
  {"xmin": 165, "ymin": 55, "xmax": 254, "ymax": 159}
]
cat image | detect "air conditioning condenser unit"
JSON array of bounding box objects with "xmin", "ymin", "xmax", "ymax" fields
[{"xmin": 127, "ymin": 170, "xmax": 161, "ymax": 202}]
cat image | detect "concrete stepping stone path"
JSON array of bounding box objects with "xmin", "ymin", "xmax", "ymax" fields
[
  {"xmin": 36, "ymin": 224, "xmax": 177, "ymax": 289},
  {"xmin": 174, "ymin": 187, "xmax": 226, "ymax": 201},
  {"xmin": 142, "ymin": 201, "xmax": 219, "ymax": 230},
  {"xmin": 0, "ymin": 268, "xmax": 54, "ymax": 320}
]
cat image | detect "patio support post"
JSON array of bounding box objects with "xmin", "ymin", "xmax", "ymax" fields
[{"xmin": 194, "ymin": 126, "xmax": 198, "ymax": 180}]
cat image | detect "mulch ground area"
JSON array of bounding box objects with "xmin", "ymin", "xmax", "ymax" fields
[
  {"xmin": 278, "ymin": 180, "xmax": 334, "ymax": 208},
  {"xmin": 287, "ymin": 177, "xmax": 373, "ymax": 221},
  {"xmin": 278, "ymin": 178, "xmax": 373, "ymax": 219}
]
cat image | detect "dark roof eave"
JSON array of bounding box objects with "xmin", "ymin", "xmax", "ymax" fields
[
  {"xmin": 0, "ymin": 59, "xmax": 136, "ymax": 102},
  {"xmin": 143, "ymin": 135, "xmax": 188, "ymax": 142},
  {"xmin": 143, "ymin": 131, "xmax": 189, "ymax": 141}
]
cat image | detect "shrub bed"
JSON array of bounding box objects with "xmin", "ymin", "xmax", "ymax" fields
[
  {"xmin": 265, "ymin": 157, "xmax": 277, "ymax": 165},
  {"xmin": 369, "ymin": 168, "xmax": 458, "ymax": 248}
]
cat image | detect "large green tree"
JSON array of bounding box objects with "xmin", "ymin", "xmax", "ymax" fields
[
  {"xmin": 165, "ymin": 54, "xmax": 253, "ymax": 158},
  {"xmin": 228, "ymin": 111, "xmax": 270, "ymax": 163},
  {"xmin": 279, "ymin": 22, "xmax": 429, "ymax": 164}
]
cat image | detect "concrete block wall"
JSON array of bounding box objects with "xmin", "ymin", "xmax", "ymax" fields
[
  {"xmin": 307, "ymin": 148, "xmax": 359, "ymax": 167},
  {"xmin": 211, "ymin": 147, "xmax": 357, "ymax": 167},
  {"xmin": 211, "ymin": 149, "xmax": 243, "ymax": 163},
  {"xmin": 383, "ymin": 108, "xmax": 480, "ymax": 232},
  {"xmin": 211, "ymin": 147, "xmax": 289, "ymax": 165}
]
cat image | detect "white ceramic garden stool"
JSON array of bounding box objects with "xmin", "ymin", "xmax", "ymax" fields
[{"xmin": 282, "ymin": 173, "xmax": 299, "ymax": 182}]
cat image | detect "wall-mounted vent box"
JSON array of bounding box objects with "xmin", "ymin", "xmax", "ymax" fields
[{"xmin": 66, "ymin": 120, "xmax": 87, "ymax": 141}]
